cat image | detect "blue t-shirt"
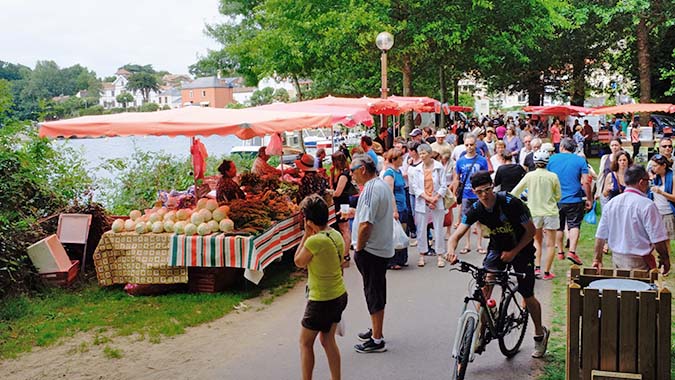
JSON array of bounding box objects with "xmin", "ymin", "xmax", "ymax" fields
[
  {"xmin": 476, "ymin": 140, "xmax": 489, "ymax": 157},
  {"xmin": 383, "ymin": 168, "xmax": 407, "ymax": 212},
  {"xmin": 547, "ymin": 153, "xmax": 588, "ymax": 204},
  {"xmin": 367, "ymin": 149, "xmax": 379, "ymax": 170},
  {"xmin": 455, "ymin": 155, "xmax": 489, "ymax": 200}
]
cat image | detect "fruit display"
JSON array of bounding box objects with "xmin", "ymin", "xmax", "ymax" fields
[{"xmin": 227, "ymin": 199, "xmax": 273, "ymax": 235}]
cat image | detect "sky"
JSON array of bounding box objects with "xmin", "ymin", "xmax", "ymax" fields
[{"xmin": 0, "ymin": 0, "xmax": 226, "ymax": 77}]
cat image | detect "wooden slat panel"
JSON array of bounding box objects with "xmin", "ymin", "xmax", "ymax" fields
[
  {"xmin": 599, "ymin": 289, "xmax": 618, "ymax": 372},
  {"xmin": 600, "ymin": 268, "xmax": 614, "ymax": 276},
  {"xmin": 582, "ymin": 267, "xmax": 596, "ymax": 275},
  {"xmin": 568, "ymin": 283, "xmax": 582, "ymax": 380},
  {"xmin": 656, "ymin": 288, "xmax": 671, "ymax": 380},
  {"xmin": 618, "ymin": 291, "xmax": 638, "ymax": 374},
  {"xmin": 648, "ymin": 269, "xmax": 658, "ymax": 282},
  {"xmin": 583, "ymin": 288, "xmax": 601, "ymax": 380},
  {"xmin": 632, "ymin": 270, "xmax": 649, "ymax": 279},
  {"xmin": 637, "ymin": 291, "xmax": 656, "ymax": 379},
  {"xmin": 615, "ymin": 269, "xmax": 631, "ymax": 278}
]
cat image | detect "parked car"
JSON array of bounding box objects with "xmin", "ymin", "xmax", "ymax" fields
[{"xmin": 651, "ymin": 114, "xmax": 675, "ymax": 136}]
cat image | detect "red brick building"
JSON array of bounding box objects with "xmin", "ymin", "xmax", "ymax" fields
[{"xmin": 180, "ymin": 76, "xmax": 235, "ymax": 108}]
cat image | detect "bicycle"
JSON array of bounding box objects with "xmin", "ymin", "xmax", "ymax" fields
[{"xmin": 449, "ymin": 260, "xmax": 530, "ymax": 380}]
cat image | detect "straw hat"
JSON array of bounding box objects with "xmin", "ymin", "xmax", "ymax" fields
[
  {"xmin": 294, "ymin": 153, "xmax": 316, "ymax": 171},
  {"xmin": 372, "ymin": 141, "xmax": 384, "ymax": 155}
]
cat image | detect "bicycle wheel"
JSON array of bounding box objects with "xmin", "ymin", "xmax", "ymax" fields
[
  {"xmin": 452, "ymin": 317, "xmax": 475, "ymax": 380},
  {"xmin": 498, "ymin": 289, "xmax": 529, "ymax": 357}
]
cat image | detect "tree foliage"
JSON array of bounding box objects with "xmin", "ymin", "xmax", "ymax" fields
[
  {"xmin": 116, "ymin": 92, "xmax": 135, "ymax": 108},
  {"xmin": 126, "ymin": 72, "xmax": 160, "ymax": 103}
]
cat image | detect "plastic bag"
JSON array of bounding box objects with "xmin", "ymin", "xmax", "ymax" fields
[
  {"xmin": 393, "ymin": 219, "xmax": 409, "ymax": 249},
  {"xmin": 583, "ymin": 201, "xmax": 597, "ymax": 225},
  {"xmin": 267, "ymin": 133, "xmax": 283, "ymax": 156}
]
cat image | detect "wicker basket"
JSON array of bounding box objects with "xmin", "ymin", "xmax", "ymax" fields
[{"xmin": 187, "ymin": 267, "xmax": 242, "ymax": 293}]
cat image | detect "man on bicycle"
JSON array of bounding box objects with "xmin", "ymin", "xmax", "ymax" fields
[{"xmin": 446, "ymin": 170, "xmax": 549, "ymax": 358}]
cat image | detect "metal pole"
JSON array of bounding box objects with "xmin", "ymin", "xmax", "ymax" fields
[{"xmin": 381, "ymin": 50, "xmax": 388, "ymax": 132}]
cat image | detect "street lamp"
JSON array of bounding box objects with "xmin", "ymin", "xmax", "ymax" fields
[{"xmin": 376, "ymin": 31, "xmax": 394, "ymax": 99}]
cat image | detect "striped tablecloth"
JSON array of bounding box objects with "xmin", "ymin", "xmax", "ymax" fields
[{"xmin": 169, "ymin": 208, "xmax": 336, "ymax": 284}]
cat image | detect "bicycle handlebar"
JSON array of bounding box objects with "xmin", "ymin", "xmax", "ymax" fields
[{"xmin": 451, "ymin": 260, "xmax": 526, "ymax": 280}]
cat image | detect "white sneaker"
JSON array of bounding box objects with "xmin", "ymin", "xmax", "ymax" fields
[
  {"xmin": 531, "ymin": 326, "xmax": 549, "ymax": 358},
  {"xmin": 410, "ymin": 239, "xmax": 417, "ymax": 247}
]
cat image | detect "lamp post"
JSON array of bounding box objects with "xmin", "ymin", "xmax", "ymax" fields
[{"xmin": 376, "ymin": 31, "xmax": 394, "ymax": 134}]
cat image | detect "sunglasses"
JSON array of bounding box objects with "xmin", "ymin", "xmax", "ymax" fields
[
  {"xmin": 661, "ymin": 144, "xmax": 673, "ymax": 148},
  {"xmin": 350, "ymin": 164, "xmax": 363, "ymax": 173}
]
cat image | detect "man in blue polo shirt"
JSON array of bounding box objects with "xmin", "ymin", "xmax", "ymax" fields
[{"xmin": 547, "ymin": 138, "xmax": 592, "ymax": 265}]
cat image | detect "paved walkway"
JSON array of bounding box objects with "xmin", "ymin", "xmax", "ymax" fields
[{"xmin": 206, "ymin": 233, "xmax": 553, "ymax": 379}]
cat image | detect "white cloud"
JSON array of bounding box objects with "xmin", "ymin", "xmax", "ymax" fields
[{"xmin": 0, "ymin": 0, "xmax": 225, "ymax": 76}]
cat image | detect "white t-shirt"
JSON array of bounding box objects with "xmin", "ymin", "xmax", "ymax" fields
[{"xmin": 351, "ymin": 177, "xmax": 394, "ymax": 258}]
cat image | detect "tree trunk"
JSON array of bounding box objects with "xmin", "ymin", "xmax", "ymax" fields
[
  {"xmin": 636, "ymin": 16, "xmax": 651, "ymax": 104},
  {"xmin": 402, "ymin": 55, "xmax": 414, "ymax": 134},
  {"xmin": 292, "ymin": 75, "xmax": 303, "ymax": 101},
  {"xmin": 439, "ymin": 66, "xmax": 446, "ymax": 129},
  {"xmin": 453, "ymin": 77, "xmax": 459, "ymax": 106},
  {"xmin": 525, "ymin": 72, "xmax": 544, "ymax": 106},
  {"xmin": 570, "ymin": 59, "xmax": 586, "ymax": 106}
]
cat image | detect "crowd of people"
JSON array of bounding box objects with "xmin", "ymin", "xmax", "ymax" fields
[{"xmin": 247, "ymin": 114, "xmax": 672, "ymax": 380}]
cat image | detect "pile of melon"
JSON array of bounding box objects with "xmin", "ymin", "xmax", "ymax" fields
[{"xmin": 111, "ymin": 198, "xmax": 234, "ymax": 236}]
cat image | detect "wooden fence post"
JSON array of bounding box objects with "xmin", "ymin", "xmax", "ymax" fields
[{"xmin": 568, "ymin": 282, "xmax": 581, "ymax": 380}]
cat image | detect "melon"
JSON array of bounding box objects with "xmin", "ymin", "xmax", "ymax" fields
[
  {"xmin": 146, "ymin": 221, "xmax": 153, "ymax": 231},
  {"xmin": 199, "ymin": 209, "xmax": 212, "ymax": 222},
  {"xmin": 190, "ymin": 212, "xmax": 205, "ymax": 225},
  {"xmin": 196, "ymin": 198, "xmax": 208, "ymax": 210},
  {"xmin": 219, "ymin": 205, "xmax": 230, "ymax": 215},
  {"xmin": 151, "ymin": 221, "xmax": 164, "ymax": 234},
  {"xmin": 176, "ymin": 208, "xmax": 190, "ymax": 221},
  {"xmin": 135, "ymin": 222, "xmax": 147, "ymax": 234},
  {"xmin": 219, "ymin": 218, "xmax": 234, "ymax": 232},
  {"xmin": 197, "ymin": 223, "xmax": 211, "ymax": 236},
  {"xmin": 124, "ymin": 219, "xmax": 136, "ymax": 232},
  {"xmin": 205, "ymin": 199, "xmax": 218, "ymax": 211},
  {"xmin": 207, "ymin": 220, "xmax": 220, "ymax": 233},
  {"xmin": 112, "ymin": 219, "xmax": 125, "ymax": 233},
  {"xmin": 173, "ymin": 221, "xmax": 186, "ymax": 234},
  {"xmin": 156, "ymin": 207, "xmax": 168, "ymax": 218},
  {"xmin": 129, "ymin": 210, "xmax": 142, "ymax": 221},
  {"xmin": 149, "ymin": 213, "xmax": 161, "ymax": 223},
  {"xmin": 184, "ymin": 223, "xmax": 198, "ymax": 236},
  {"xmin": 163, "ymin": 211, "xmax": 176, "ymax": 222},
  {"xmin": 212, "ymin": 206, "xmax": 228, "ymax": 222},
  {"xmin": 163, "ymin": 220, "xmax": 175, "ymax": 233}
]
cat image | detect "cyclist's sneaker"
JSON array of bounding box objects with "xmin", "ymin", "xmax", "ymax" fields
[
  {"xmin": 357, "ymin": 328, "xmax": 372, "ymax": 342},
  {"xmin": 534, "ymin": 267, "xmax": 542, "ymax": 279},
  {"xmin": 474, "ymin": 337, "xmax": 486, "ymax": 354},
  {"xmin": 557, "ymin": 252, "xmax": 565, "ymax": 261},
  {"xmin": 566, "ymin": 252, "xmax": 583, "ymax": 265},
  {"xmin": 532, "ymin": 326, "xmax": 550, "ymax": 358},
  {"xmin": 542, "ymin": 272, "xmax": 556, "ymax": 281},
  {"xmin": 354, "ymin": 338, "xmax": 386, "ymax": 353}
]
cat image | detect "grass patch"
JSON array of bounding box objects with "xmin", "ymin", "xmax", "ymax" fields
[
  {"xmin": 103, "ymin": 345, "xmax": 123, "ymax": 359},
  {"xmin": 0, "ymin": 258, "xmax": 299, "ymax": 359},
  {"xmin": 540, "ymin": 157, "xmax": 675, "ymax": 379}
]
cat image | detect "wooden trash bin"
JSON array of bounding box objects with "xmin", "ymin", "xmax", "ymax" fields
[{"xmin": 567, "ymin": 267, "xmax": 671, "ymax": 380}]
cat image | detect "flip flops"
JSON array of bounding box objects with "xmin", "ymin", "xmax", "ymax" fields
[
  {"xmin": 459, "ymin": 248, "xmax": 471, "ymax": 254},
  {"xmin": 477, "ymin": 248, "xmax": 487, "ymax": 254}
]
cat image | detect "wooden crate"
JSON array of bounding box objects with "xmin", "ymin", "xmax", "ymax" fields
[
  {"xmin": 187, "ymin": 267, "xmax": 242, "ymax": 293},
  {"xmin": 39, "ymin": 260, "xmax": 79, "ymax": 287},
  {"xmin": 567, "ymin": 267, "xmax": 671, "ymax": 380}
]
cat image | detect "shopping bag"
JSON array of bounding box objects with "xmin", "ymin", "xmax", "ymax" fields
[
  {"xmin": 267, "ymin": 133, "xmax": 283, "ymax": 156},
  {"xmin": 583, "ymin": 201, "xmax": 597, "ymax": 225},
  {"xmin": 443, "ymin": 190, "xmax": 457, "ymax": 209},
  {"xmin": 393, "ymin": 219, "xmax": 409, "ymax": 249},
  {"xmin": 336, "ymin": 318, "xmax": 346, "ymax": 337}
]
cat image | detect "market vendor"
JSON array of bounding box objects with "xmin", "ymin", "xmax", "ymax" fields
[
  {"xmin": 216, "ymin": 159, "xmax": 245, "ymax": 203},
  {"xmin": 296, "ymin": 153, "xmax": 328, "ymax": 202},
  {"xmin": 252, "ymin": 147, "xmax": 282, "ymax": 177}
]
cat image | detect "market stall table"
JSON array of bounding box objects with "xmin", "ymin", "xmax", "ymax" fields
[{"xmin": 93, "ymin": 209, "xmax": 335, "ymax": 286}]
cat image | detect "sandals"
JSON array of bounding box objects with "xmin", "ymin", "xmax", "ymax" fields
[
  {"xmin": 459, "ymin": 248, "xmax": 471, "ymax": 254},
  {"xmin": 477, "ymin": 248, "xmax": 487, "ymax": 254},
  {"xmin": 417, "ymin": 256, "xmax": 425, "ymax": 267},
  {"xmin": 437, "ymin": 257, "xmax": 446, "ymax": 268}
]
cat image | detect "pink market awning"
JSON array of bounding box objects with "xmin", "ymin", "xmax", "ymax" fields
[
  {"xmin": 523, "ymin": 105, "xmax": 592, "ymax": 117},
  {"xmin": 39, "ymin": 106, "xmax": 334, "ymax": 140},
  {"xmin": 387, "ymin": 96, "xmax": 440, "ymax": 113},
  {"xmin": 254, "ymin": 102, "xmax": 374, "ymax": 127},
  {"xmin": 589, "ymin": 103, "xmax": 675, "ymax": 115}
]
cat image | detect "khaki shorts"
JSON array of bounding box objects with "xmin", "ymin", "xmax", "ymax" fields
[
  {"xmin": 532, "ymin": 215, "xmax": 560, "ymax": 230},
  {"xmin": 611, "ymin": 253, "xmax": 656, "ymax": 271}
]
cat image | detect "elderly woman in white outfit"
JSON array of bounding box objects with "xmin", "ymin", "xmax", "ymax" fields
[{"xmin": 410, "ymin": 144, "xmax": 448, "ymax": 267}]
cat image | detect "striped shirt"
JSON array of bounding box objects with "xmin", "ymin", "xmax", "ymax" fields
[{"xmin": 352, "ymin": 177, "xmax": 394, "ymax": 258}]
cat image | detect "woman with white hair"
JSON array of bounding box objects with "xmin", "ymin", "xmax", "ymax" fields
[{"xmin": 410, "ymin": 144, "xmax": 447, "ymax": 267}]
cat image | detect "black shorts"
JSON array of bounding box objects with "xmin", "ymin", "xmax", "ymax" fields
[
  {"xmin": 354, "ymin": 249, "xmax": 388, "ymax": 314},
  {"xmin": 302, "ymin": 292, "xmax": 348, "ymax": 333},
  {"xmin": 558, "ymin": 202, "xmax": 585, "ymax": 230},
  {"xmin": 483, "ymin": 249, "xmax": 535, "ymax": 298}
]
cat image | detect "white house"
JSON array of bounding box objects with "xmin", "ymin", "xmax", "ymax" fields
[
  {"xmin": 156, "ymin": 88, "xmax": 182, "ymax": 109},
  {"xmin": 99, "ymin": 68, "xmax": 161, "ymax": 109}
]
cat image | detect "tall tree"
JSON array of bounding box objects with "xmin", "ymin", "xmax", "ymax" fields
[{"xmin": 126, "ymin": 72, "xmax": 159, "ymax": 103}]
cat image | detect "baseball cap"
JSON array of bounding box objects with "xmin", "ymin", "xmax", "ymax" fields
[{"xmin": 410, "ymin": 128, "xmax": 423, "ymax": 137}]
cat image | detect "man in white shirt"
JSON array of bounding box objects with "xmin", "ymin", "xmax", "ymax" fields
[{"xmin": 593, "ymin": 165, "xmax": 671, "ymax": 273}]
